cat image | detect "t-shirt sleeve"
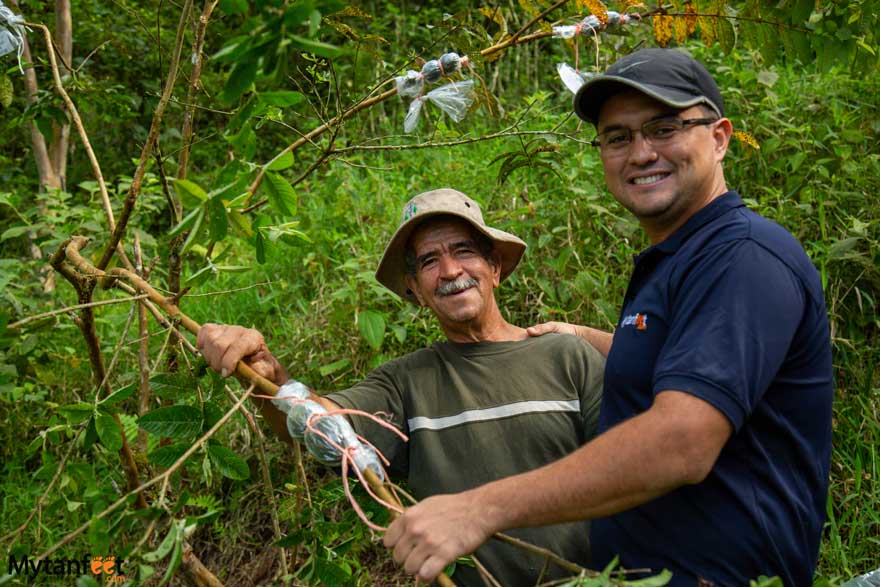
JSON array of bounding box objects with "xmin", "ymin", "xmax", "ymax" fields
[
  {"xmin": 577, "ymin": 340, "xmax": 605, "ymax": 440},
  {"xmin": 325, "ymin": 362, "xmax": 410, "ymax": 476},
  {"xmin": 653, "ymin": 240, "xmax": 806, "ymax": 431}
]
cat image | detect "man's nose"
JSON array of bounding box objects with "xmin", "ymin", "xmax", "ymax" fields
[
  {"xmin": 438, "ymin": 253, "xmax": 463, "ymax": 278},
  {"xmin": 627, "ymin": 132, "xmax": 659, "ymax": 165}
]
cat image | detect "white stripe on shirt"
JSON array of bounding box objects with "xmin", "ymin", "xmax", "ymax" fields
[{"xmin": 407, "ymin": 399, "xmax": 580, "ymax": 432}]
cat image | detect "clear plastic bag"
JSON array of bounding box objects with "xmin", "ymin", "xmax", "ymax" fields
[
  {"xmin": 0, "ymin": 1, "xmax": 27, "ymax": 70},
  {"xmin": 287, "ymin": 399, "xmax": 326, "ymax": 440},
  {"xmin": 394, "ymin": 52, "xmax": 469, "ymax": 98},
  {"xmin": 557, "ymin": 62, "xmax": 594, "ymax": 94},
  {"xmin": 404, "ymin": 79, "xmax": 475, "ymax": 132},
  {"xmin": 272, "ymin": 380, "xmax": 310, "ymax": 415},
  {"xmin": 302, "ymin": 411, "xmax": 386, "ymax": 480},
  {"xmin": 552, "ymin": 12, "xmax": 628, "ymax": 38}
]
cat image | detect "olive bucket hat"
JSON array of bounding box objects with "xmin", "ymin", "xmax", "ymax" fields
[{"xmin": 375, "ymin": 188, "xmax": 527, "ymax": 302}]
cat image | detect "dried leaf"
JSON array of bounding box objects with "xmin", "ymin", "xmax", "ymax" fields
[
  {"xmin": 698, "ymin": 15, "xmax": 716, "ymax": 46},
  {"xmin": 653, "ymin": 13, "xmax": 674, "ymax": 46},
  {"xmin": 684, "ymin": 2, "xmax": 698, "ymax": 35},
  {"xmin": 674, "ymin": 15, "xmax": 688, "ymax": 43},
  {"xmin": 580, "ymin": 0, "xmax": 609, "ymax": 25},
  {"xmin": 734, "ymin": 130, "xmax": 761, "ymax": 150}
]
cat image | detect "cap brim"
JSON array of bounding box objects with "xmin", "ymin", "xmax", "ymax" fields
[
  {"xmin": 573, "ymin": 76, "xmax": 722, "ymax": 124},
  {"xmin": 375, "ymin": 211, "xmax": 526, "ymax": 303}
]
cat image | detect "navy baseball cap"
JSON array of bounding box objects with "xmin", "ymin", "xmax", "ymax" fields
[{"xmin": 573, "ymin": 48, "xmax": 724, "ymax": 125}]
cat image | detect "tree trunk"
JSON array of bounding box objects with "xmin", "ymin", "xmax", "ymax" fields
[{"xmin": 51, "ymin": 0, "xmax": 72, "ymax": 190}]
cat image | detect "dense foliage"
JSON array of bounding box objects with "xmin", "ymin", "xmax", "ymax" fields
[{"xmin": 1, "ymin": 1, "xmax": 877, "ymax": 585}]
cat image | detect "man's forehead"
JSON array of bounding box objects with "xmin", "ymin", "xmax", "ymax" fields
[
  {"xmin": 410, "ymin": 217, "xmax": 477, "ymax": 251},
  {"xmin": 597, "ymin": 89, "xmax": 682, "ymax": 127}
]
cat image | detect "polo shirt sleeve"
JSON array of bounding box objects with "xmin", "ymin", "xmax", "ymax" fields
[
  {"xmin": 325, "ymin": 363, "xmax": 410, "ymax": 476},
  {"xmin": 652, "ymin": 240, "xmax": 806, "ymax": 431}
]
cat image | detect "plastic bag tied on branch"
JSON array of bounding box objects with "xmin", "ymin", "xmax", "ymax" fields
[
  {"xmin": 553, "ymin": 12, "xmax": 640, "ymax": 94},
  {"xmin": 269, "ymin": 380, "xmax": 411, "ymax": 530},
  {"xmin": 0, "ymin": 0, "xmax": 29, "ymax": 72},
  {"xmin": 396, "ymin": 52, "xmax": 482, "ymax": 132}
]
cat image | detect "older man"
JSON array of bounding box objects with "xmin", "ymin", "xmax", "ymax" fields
[
  {"xmin": 384, "ymin": 49, "xmax": 833, "ymax": 587},
  {"xmin": 198, "ymin": 188, "xmax": 605, "ymax": 586}
]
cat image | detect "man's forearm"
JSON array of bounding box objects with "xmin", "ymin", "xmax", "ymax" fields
[
  {"xmin": 577, "ymin": 325, "xmax": 614, "ymax": 357},
  {"xmin": 470, "ymin": 391, "xmax": 729, "ymax": 532}
]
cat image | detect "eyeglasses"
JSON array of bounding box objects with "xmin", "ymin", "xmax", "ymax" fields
[{"xmin": 590, "ymin": 116, "xmax": 719, "ymax": 152}]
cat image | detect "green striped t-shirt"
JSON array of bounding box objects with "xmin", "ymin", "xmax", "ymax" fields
[{"xmin": 327, "ymin": 333, "xmax": 604, "ymax": 587}]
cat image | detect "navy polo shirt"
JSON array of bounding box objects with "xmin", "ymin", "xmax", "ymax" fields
[{"xmin": 591, "ymin": 191, "xmax": 833, "ymax": 586}]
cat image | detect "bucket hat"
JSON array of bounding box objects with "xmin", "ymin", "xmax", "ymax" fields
[{"xmin": 375, "ymin": 188, "xmax": 526, "ymax": 302}]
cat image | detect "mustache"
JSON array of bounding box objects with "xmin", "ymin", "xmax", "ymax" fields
[{"xmin": 435, "ymin": 277, "xmax": 478, "ymax": 297}]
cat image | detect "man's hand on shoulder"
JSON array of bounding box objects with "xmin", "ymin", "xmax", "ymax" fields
[
  {"xmin": 527, "ymin": 321, "xmax": 614, "ymax": 357},
  {"xmin": 197, "ymin": 323, "xmax": 287, "ymax": 385},
  {"xmin": 383, "ymin": 490, "xmax": 498, "ymax": 582}
]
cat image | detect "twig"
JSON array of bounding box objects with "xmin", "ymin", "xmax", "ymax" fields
[
  {"xmin": 8, "ymin": 295, "xmax": 149, "ymax": 328},
  {"xmin": 222, "ymin": 384, "xmax": 290, "ymax": 578},
  {"xmin": 23, "ymin": 21, "xmax": 134, "ymax": 272},
  {"xmin": 178, "ymin": 0, "xmax": 218, "ymax": 180},
  {"xmin": 328, "ymin": 129, "xmax": 591, "ymax": 155},
  {"xmin": 245, "ymin": 86, "xmax": 398, "ymax": 198}
]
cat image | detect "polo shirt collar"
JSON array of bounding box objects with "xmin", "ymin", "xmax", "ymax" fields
[{"xmin": 645, "ymin": 190, "xmax": 744, "ymax": 258}]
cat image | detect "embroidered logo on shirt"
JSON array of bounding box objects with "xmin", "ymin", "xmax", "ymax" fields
[{"xmin": 620, "ymin": 312, "xmax": 648, "ymax": 331}]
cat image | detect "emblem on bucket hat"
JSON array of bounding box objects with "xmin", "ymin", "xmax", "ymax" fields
[{"xmin": 375, "ymin": 188, "xmax": 527, "ymax": 302}]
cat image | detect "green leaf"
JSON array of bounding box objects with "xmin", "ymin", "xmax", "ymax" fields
[
  {"xmin": 218, "ymin": 0, "xmax": 247, "ymax": 14},
  {"xmin": 59, "ymin": 403, "xmax": 95, "ymax": 424},
  {"xmin": 208, "ymin": 197, "xmax": 229, "ymax": 242},
  {"xmin": 319, "ymin": 358, "xmax": 350, "ymax": 377},
  {"xmin": 174, "ymin": 179, "xmax": 208, "ymax": 207},
  {"xmin": 168, "ymin": 206, "xmax": 203, "ymax": 238},
  {"xmin": 267, "ymin": 151, "xmax": 294, "ymax": 170},
  {"xmin": 181, "ymin": 207, "xmax": 206, "ymax": 254},
  {"xmin": 95, "ymin": 414, "xmax": 123, "ymax": 452},
  {"xmin": 288, "ymin": 34, "xmax": 342, "ymax": 59},
  {"xmin": 221, "ymin": 59, "xmax": 258, "ymax": 104},
  {"xmin": 259, "ymin": 91, "xmax": 304, "ymax": 107},
  {"xmin": 391, "ymin": 324, "xmax": 407, "ymax": 344},
  {"xmin": 1, "ymin": 225, "xmax": 34, "ymax": 241},
  {"xmin": 358, "ymin": 310, "xmax": 385, "ymax": 351},
  {"xmin": 148, "ymin": 442, "xmax": 191, "ymax": 468},
  {"xmin": 144, "ymin": 519, "xmax": 180, "ymax": 563},
  {"xmin": 263, "ymin": 172, "xmax": 297, "ymax": 216},
  {"xmin": 139, "ymin": 405, "xmax": 203, "ymax": 438},
  {"xmin": 100, "ymin": 382, "xmax": 138, "ymax": 406},
  {"xmin": 76, "ymin": 576, "xmax": 100, "ymax": 587},
  {"xmin": 207, "ymin": 445, "xmax": 250, "ymax": 480}
]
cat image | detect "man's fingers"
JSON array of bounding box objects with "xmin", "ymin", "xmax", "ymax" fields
[
  {"xmin": 197, "ymin": 324, "xmax": 267, "ymax": 377},
  {"xmin": 526, "ymin": 321, "xmax": 562, "ymax": 337}
]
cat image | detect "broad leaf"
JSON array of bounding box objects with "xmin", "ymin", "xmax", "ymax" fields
[
  {"xmin": 263, "ymin": 172, "xmax": 297, "ymax": 216},
  {"xmin": 358, "ymin": 310, "xmax": 385, "ymax": 351},
  {"xmin": 100, "ymin": 382, "xmax": 138, "ymax": 406},
  {"xmin": 95, "ymin": 414, "xmax": 123, "ymax": 452},
  {"xmin": 259, "ymin": 91, "xmax": 304, "ymax": 107},
  {"xmin": 173, "ymin": 179, "xmax": 208, "ymax": 207},
  {"xmin": 221, "ymin": 60, "xmax": 258, "ymax": 104},
  {"xmin": 148, "ymin": 442, "xmax": 191, "ymax": 468},
  {"xmin": 139, "ymin": 406, "xmax": 203, "ymax": 439},
  {"xmin": 207, "ymin": 445, "xmax": 250, "ymax": 480},
  {"xmin": 267, "ymin": 151, "xmax": 294, "ymax": 170}
]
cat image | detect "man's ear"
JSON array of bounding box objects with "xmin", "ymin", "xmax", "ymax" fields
[
  {"xmin": 404, "ymin": 275, "xmax": 426, "ymax": 306},
  {"xmin": 713, "ymin": 118, "xmax": 734, "ymax": 161},
  {"xmin": 490, "ymin": 251, "xmax": 502, "ymax": 288}
]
